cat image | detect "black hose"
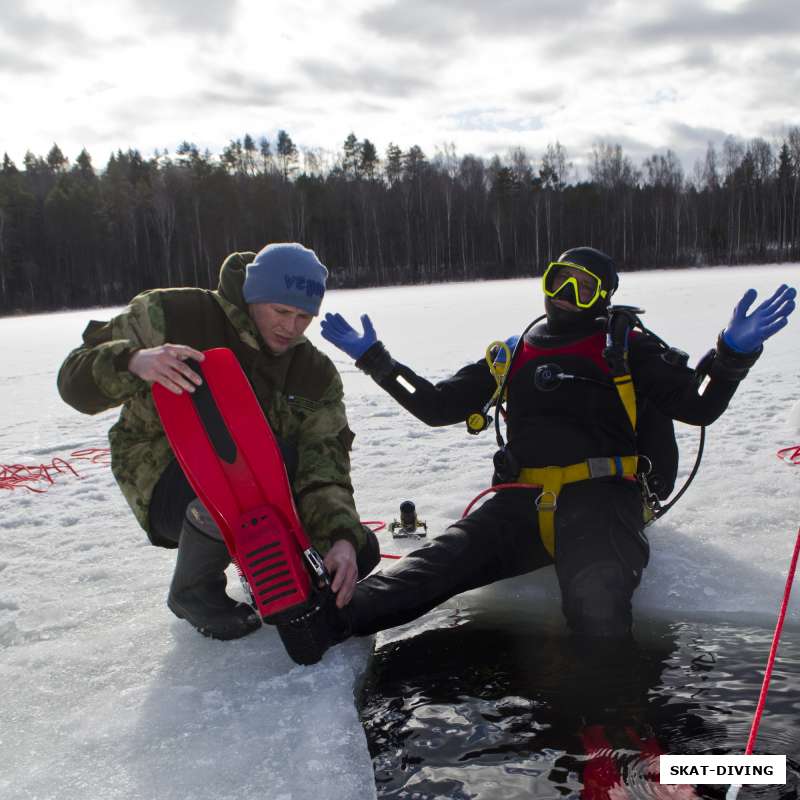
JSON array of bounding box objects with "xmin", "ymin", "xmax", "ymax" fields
[{"xmin": 653, "ymin": 425, "xmax": 706, "ymax": 519}]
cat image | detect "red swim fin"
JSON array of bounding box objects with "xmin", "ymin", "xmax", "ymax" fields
[
  {"xmin": 581, "ymin": 725, "xmax": 624, "ymax": 799},
  {"xmin": 153, "ymin": 347, "xmax": 326, "ymax": 621}
]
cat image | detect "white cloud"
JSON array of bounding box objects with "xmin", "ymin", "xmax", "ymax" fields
[{"xmin": 0, "ymin": 0, "xmax": 797, "ymax": 174}]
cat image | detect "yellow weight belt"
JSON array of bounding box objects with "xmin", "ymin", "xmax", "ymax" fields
[{"xmin": 518, "ymin": 455, "xmax": 639, "ymax": 558}]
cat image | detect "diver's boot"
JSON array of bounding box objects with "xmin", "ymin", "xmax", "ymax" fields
[
  {"xmin": 167, "ymin": 501, "xmax": 261, "ymax": 641},
  {"xmin": 275, "ymin": 589, "xmax": 352, "ymax": 666},
  {"xmin": 275, "ymin": 529, "xmax": 380, "ymax": 666}
]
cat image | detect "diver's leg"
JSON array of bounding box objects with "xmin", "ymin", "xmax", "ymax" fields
[
  {"xmin": 555, "ymin": 481, "xmax": 649, "ymax": 639},
  {"xmin": 348, "ymin": 489, "xmax": 550, "ymax": 636}
]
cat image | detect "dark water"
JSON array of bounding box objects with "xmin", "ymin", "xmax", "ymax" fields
[{"xmin": 360, "ymin": 609, "xmax": 800, "ymax": 800}]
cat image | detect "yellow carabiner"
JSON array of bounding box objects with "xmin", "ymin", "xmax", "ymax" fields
[
  {"xmin": 466, "ymin": 339, "xmax": 514, "ymax": 435},
  {"xmin": 485, "ymin": 340, "xmax": 512, "ymax": 383}
]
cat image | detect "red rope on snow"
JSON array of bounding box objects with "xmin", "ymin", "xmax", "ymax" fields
[
  {"xmin": 362, "ymin": 520, "xmax": 402, "ymax": 559},
  {"xmin": 0, "ymin": 448, "xmax": 110, "ymax": 492},
  {"xmin": 70, "ymin": 447, "xmax": 112, "ymax": 465},
  {"xmin": 0, "ymin": 457, "xmax": 80, "ymax": 492},
  {"xmin": 777, "ymin": 444, "xmax": 800, "ymax": 465}
]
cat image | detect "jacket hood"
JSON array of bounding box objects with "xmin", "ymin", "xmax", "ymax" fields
[{"xmin": 217, "ymin": 251, "xmax": 257, "ymax": 313}]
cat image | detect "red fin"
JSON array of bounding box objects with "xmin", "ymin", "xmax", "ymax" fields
[{"xmin": 153, "ymin": 348, "xmax": 313, "ymax": 618}]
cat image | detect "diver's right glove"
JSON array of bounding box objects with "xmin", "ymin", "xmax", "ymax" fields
[
  {"xmin": 704, "ymin": 284, "xmax": 796, "ymax": 382},
  {"xmin": 722, "ymin": 284, "xmax": 796, "ymax": 353},
  {"xmin": 320, "ymin": 313, "xmax": 377, "ymax": 360}
]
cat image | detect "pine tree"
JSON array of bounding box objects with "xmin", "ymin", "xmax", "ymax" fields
[
  {"xmin": 342, "ymin": 132, "xmax": 361, "ymax": 178},
  {"xmin": 276, "ymin": 130, "xmax": 298, "ymax": 180},
  {"xmin": 384, "ymin": 143, "xmax": 402, "ymax": 185},
  {"xmin": 46, "ymin": 144, "xmax": 68, "ymax": 173},
  {"xmin": 360, "ymin": 139, "xmax": 379, "ymax": 180}
]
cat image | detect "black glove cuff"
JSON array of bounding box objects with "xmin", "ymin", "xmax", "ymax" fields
[
  {"xmin": 355, "ymin": 341, "xmax": 396, "ymax": 383},
  {"xmin": 708, "ymin": 332, "xmax": 762, "ymax": 382}
]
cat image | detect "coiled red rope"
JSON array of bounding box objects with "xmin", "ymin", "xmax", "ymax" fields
[
  {"xmin": 777, "ymin": 444, "xmax": 800, "ymax": 465},
  {"xmin": 0, "ymin": 448, "xmax": 111, "ymax": 492},
  {"xmin": 0, "ymin": 458, "xmax": 80, "ymax": 492}
]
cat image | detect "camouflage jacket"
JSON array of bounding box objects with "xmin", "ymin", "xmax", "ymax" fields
[{"xmin": 57, "ymin": 252, "xmax": 365, "ymax": 555}]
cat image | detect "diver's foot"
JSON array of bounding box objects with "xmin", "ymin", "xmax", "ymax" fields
[{"xmin": 275, "ymin": 591, "xmax": 351, "ymax": 665}]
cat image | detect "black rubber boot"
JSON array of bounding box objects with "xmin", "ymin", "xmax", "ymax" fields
[
  {"xmin": 275, "ymin": 589, "xmax": 352, "ymax": 666},
  {"xmin": 274, "ymin": 530, "xmax": 381, "ymax": 666},
  {"xmin": 167, "ymin": 501, "xmax": 261, "ymax": 641}
]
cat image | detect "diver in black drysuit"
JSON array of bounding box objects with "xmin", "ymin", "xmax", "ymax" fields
[{"xmin": 277, "ymin": 247, "xmax": 795, "ymax": 663}]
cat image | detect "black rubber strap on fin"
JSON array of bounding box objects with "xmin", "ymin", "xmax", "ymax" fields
[{"xmin": 187, "ymin": 359, "xmax": 237, "ymax": 464}]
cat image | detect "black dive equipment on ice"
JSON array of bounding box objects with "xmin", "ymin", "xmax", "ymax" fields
[{"xmin": 389, "ymin": 500, "xmax": 428, "ymax": 538}]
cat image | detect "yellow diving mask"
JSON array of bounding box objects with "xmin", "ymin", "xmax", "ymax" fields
[{"xmin": 542, "ymin": 260, "xmax": 609, "ymax": 309}]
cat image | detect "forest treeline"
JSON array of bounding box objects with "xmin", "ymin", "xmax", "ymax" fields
[{"xmin": 1, "ymin": 127, "xmax": 799, "ymax": 314}]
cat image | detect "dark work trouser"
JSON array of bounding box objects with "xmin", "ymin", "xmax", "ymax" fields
[
  {"xmin": 148, "ymin": 458, "xmax": 381, "ymax": 578},
  {"xmin": 348, "ymin": 479, "xmax": 649, "ymax": 639}
]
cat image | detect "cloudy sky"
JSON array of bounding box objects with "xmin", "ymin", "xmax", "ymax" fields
[{"xmin": 2, "ymin": 0, "xmax": 798, "ymax": 179}]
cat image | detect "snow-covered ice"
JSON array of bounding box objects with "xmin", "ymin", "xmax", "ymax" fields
[{"xmin": 1, "ymin": 264, "xmax": 798, "ymax": 799}]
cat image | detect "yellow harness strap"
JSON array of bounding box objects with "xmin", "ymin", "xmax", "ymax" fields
[
  {"xmin": 518, "ymin": 455, "xmax": 639, "ymax": 558},
  {"xmin": 613, "ymin": 374, "xmax": 637, "ymax": 430}
]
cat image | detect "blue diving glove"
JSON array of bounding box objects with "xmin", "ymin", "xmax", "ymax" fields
[
  {"xmin": 320, "ymin": 312, "xmax": 378, "ymax": 360},
  {"xmin": 722, "ymin": 284, "xmax": 796, "ymax": 353}
]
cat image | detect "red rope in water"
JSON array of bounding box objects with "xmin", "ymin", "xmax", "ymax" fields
[
  {"xmin": 728, "ymin": 445, "xmax": 800, "ymax": 800},
  {"xmin": 743, "ymin": 527, "xmax": 800, "ymax": 755}
]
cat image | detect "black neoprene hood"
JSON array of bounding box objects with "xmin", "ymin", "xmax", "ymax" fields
[{"xmin": 557, "ymin": 246, "xmax": 619, "ymax": 296}]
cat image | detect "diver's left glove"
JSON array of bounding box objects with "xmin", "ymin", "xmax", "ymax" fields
[
  {"xmin": 722, "ymin": 284, "xmax": 796, "ymax": 353},
  {"xmin": 320, "ymin": 312, "xmax": 377, "ymax": 360}
]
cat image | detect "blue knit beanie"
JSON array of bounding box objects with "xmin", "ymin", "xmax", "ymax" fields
[{"xmin": 243, "ymin": 243, "xmax": 328, "ymax": 315}]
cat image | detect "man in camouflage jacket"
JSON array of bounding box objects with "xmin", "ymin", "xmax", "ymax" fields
[{"xmin": 58, "ymin": 243, "xmax": 379, "ymax": 641}]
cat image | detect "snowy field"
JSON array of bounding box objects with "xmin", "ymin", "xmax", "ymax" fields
[{"xmin": 1, "ymin": 264, "xmax": 798, "ymax": 799}]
